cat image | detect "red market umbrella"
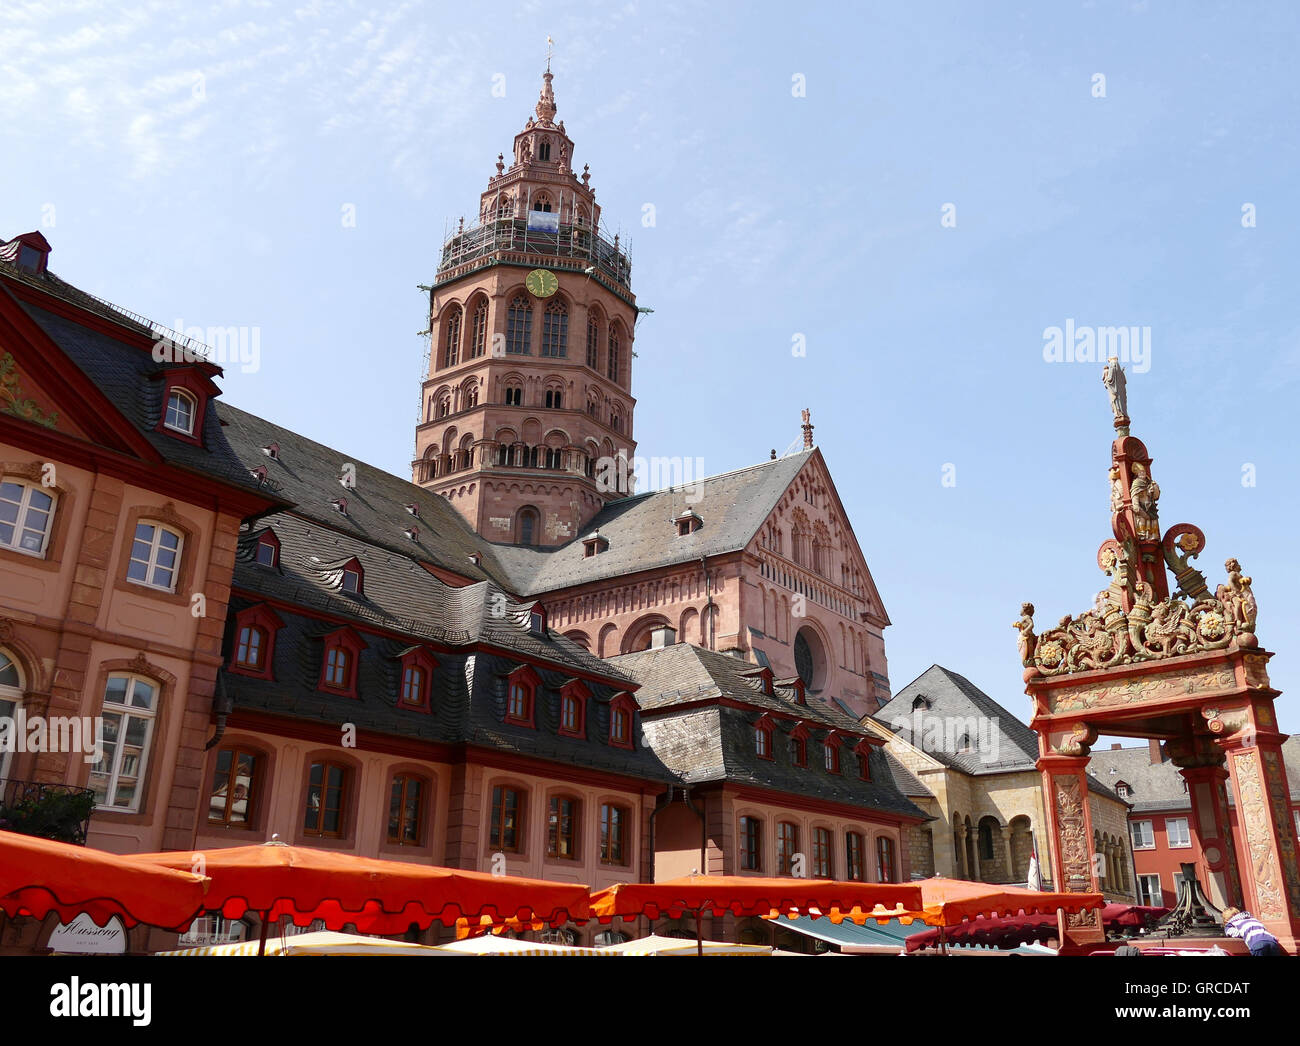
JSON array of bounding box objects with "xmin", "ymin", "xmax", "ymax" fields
[
  {"xmin": 904, "ymin": 903, "xmax": 1170, "ymax": 952},
  {"xmin": 129, "ymin": 840, "xmax": 589, "ymax": 952},
  {"xmin": 0, "ymin": 829, "xmax": 210, "ymax": 931},
  {"xmin": 590, "ymin": 875, "xmax": 925, "ymax": 956}
]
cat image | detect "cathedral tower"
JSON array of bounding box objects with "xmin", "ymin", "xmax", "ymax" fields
[{"xmin": 414, "ymin": 68, "xmax": 638, "ymax": 547}]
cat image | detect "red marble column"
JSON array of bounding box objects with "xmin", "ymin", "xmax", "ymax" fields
[{"xmin": 1038, "ymin": 753, "xmax": 1105, "ymax": 949}]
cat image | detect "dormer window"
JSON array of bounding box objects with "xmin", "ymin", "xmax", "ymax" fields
[
  {"xmin": 754, "ymin": 715, "xmax": 774, "ymax": 760},
  {"xmin": 3, "ymin": 231, "xmax": 51, "ymax": 274},
  {"xmin": 854, "ymin": 740, "xmax": 874, "ymax": 781},
  {"xmin": 911, "ymin": 695, "xmax": 931, "ymax": 711},
  {"xmin": 404, "ymin": 526, "xmax": 419, "ymax": 541},
  {"xmin": 331, "ymin": 498, "xmax": 348, "ymax": 515},
  {"xmin": 261, "ymin": 443, "xmax": 279, "ymax": 459},
  {"xmin": 1117, "ymin": 782, "xmax": 1132, "ymax": 799},
  {"xmin": 317, "ymin": 626, "xmax": 366, "ymax": 697},
  {"xmin": 674, "ymin": 510, "xmax": 702, "ymax": 537},
  {"xmin": 504, "ymin": 665, "xmax": 540, "ymax": 727},
  {"xmin": 559, "ymin": 681, "xmax": 589, "ymax": 738},
  {"xmin": 249, "ymin": 465, "xmax": 268, "ymax": 484},
  {"xmin": 609, "ymin": 693, "xmax": 636, "ymax": 750},
  {"xmin": 824, "ymin": 738, "xmax": 841, "ymax": 774},
  {"xmin": 529, "ymin": 606, "xmax": 547, "ymax": 635},
  {"xmin": 164, "ymin": 389, "xmax": 196, "ymax": 434},
  {"xmin": 743, "ymin": 666, "xmax": 775, "ymax": 695},
  {"xmin": 229, "ymin": 603, "xmax": 284, "ymax": 680},
  {"xmin": 255, "ymin": 531, "xmax": 279, "ymax": 567},
  {"xmin": 397, "ymin": 647, "xmax": 437, "ymax": 712},
  {"xmin": 789, "ymin": 733, "xmax": 807, "ymax": 768},
  {"xmin": 582, "ymin": 533, "xmax": 609, "ymax": 557},
  {"xmin": 404, "ymin": 504, "xmax": 419, "ymax": 517},
  {"xmin": 341, "ymin": 565, "xmax": 362, "ymax": 595}
]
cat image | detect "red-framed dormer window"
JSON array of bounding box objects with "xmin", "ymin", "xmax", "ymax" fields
[
  {"xmin": 3, "ymin": 231, "xmax": 52, "ymax": 273},
  {"xmin": 609, "ymin": 692, "xmax": 636, "ymax": 750},
  {"xmin": 854, "ymin": 739, "xmax": 874, "ymax": 781},
  {"xmin": 228, "ymin": 604, "xmax": 284, "ymax": 681},
  {"xmin": 788, "ymin": 678, "xmax": 806, "ymax": 706},
  {"xmin": 339, "ymin": 557, "xmax": 363, "ymax": 596},
  {"xmin": 788, "ymin": 722, "xmax": 809, "ymax": 768},
  {"xmin": 318, "ymin": 626, "xmax": 367, "ymax": 697},
  {"xmin": 255, "ymin": 530, "xmax": 280, "ymax": 568},
  {"xmin": 505, "ymin": 665, "xmax": 540, "ymax": 727},
  {"xmin": 754, "ymin": 713, "xmax": 775, "ymax": 760},
  {"xmin": 744, "ymin": 666, "xmax": 775, "ymax": 696},
  {"xmin": 823, "ymin": 733, "xmax": 841, "ymax": 774},
  {"xmin": 397, "ymin": 646, "xmax": 438, "ymax": 713},
  {"xmin": 153, "ymin": 366, "xmax": 219, "ymax": 447},
  {"xmin": 559, "ymin": 680, "xmax": 589, "ymax": 738},
  {"xmin": 529, "ymin": 604, "xmax": 547, "ymax": 636}
]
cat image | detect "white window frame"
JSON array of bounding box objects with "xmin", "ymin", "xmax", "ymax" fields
[
  {"xmin": 341, "ymin": 567, "xmax": 361, "ymax": 594},
  {"xmin": 1130, "ymin": 819, "xmax": 1155, "ymax": 850},
  {"xmin": 90, "ymin": 672, "xmax": 159, "ymax": 813},
  {"xmin": 1166, "ymin": 816, "xmax": 1192, "ymax": 848},
  {"xmin": 0, "ymin": 650, "xmax": 24, "ymax": 787},
  {"xmin": 1136, "ymin": 873, "xmax": 1162, "ymax": 907},
  {"xmin": 127, "ymin": 521, "xmax": 183, "ymax": 591},
  {"xmin": 0, "ymin": 478, "xmax": 56, "ymax": 558},
  {"xmin": 163, "ymin": 388, "xmax": 197, "ymax": 434}
]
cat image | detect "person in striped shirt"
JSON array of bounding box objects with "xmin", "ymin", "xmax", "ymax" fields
[{"xmin": 1222, "ymin": 907, "xmax": 1285, "ymax": 956}]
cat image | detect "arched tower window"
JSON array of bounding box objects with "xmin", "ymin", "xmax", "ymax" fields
[
  {"xmin": 516, "ymin": 507, "xmax": 540, "ymax": 546},
  {"xmin": 469, "ymin": 298, "xmax": 489, "ymax": 358},
  {"xmin": 541, "ymin": 299, "xmax": 568, "ymax": 358},
  {"xmin": 607, "ymin": 325, "xmax": 620, "ymax": 383},
  {"xmin": 443, "ymin": 306, "xmax": 462, "ymax": 368},
  {"xmin": 507, "ymin": 296, "xmax": 533, "ymax": 355},
  {"xmin": 586, "ymin": 312, "xmax": 601, "ymax": 369}
]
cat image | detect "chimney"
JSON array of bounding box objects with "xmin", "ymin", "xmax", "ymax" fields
[
  {"xmin": 650, "ymin": 625, "xmax": 677, "ymax": 650},
  {"xmin": 1149, "ymin": 738, "xmax": 1164, "ymax": 764}
]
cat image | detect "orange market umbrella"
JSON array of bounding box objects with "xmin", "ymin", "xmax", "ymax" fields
[
  {"xmin": 903, "ymin": 876, "xmax": 1105, "ymax": 954},
  {"xmin": 0, "ymin": 829, "xmax": 210, "ymax": 931},
  {"xmin": 590, "ymin": 875, "xmax": 925, "ymax": 957},
  {"xmin": 128, "ymin": 840, "xmax": 590, "ymax": 952}
]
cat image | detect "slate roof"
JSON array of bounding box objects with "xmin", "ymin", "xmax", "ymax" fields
[
  {"xmin": 607, "ymin": 643, "xmax": 928, "ymax": 820},
  {"xmin": 488, "ymin": 451, "xmax": 816, "ymax": 595},
  {"xmin": 1088, "ymin": 738, "xmax": 1300, "ymax": 814},
  {"xmin": 217, "ymin": 402, "xmax": 510, "ymax": 588},
  {"xmin": 9, "ymin": 293, "xmax": 267, "ymax": 495},
  {"xmin": 874, "ymin": 665, "xmax": 1042, "ymax": 776}
]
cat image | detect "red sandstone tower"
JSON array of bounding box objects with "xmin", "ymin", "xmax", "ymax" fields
[{"xmin": 414, "ymin": 66, "xmax": 638, "ymax": 547}]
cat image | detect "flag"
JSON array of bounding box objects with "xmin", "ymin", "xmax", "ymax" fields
[{"xmin": 1027, "ymin": 838, "xmax": 1043, "ymax": 891}]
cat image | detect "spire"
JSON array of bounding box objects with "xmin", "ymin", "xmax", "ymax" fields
[
  {"xmin": 536, "ymin": 40, "xmax": 557, "ymax": 126},
  {"xmin": 801, "ymin": 408, "xmax": 814, "ymax": 449}
]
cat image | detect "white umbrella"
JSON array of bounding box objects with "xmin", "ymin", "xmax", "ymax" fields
[
  {"xmin": 155, "ymin": 930, "xmax": 456, "ymax": 956},
  {"xmin": 435, "ymin": 936, "xmax": 612, "ymax": 957},
  {"xmin": 598, "ymin": 934, "xmax": 772, "ymax": 956}
]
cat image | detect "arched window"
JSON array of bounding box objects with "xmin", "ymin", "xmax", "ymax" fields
[
  {"xmin": 304, "ymin": 760, "xmax": 349, "ymax": 837},
  {"xmin": 438, "ymin": 396, "xmax": 451, "ymax": 419},
  {"xmin": 388, "ymin": 774, "xmax": 427, "ymax": 845},
  {"xmin": 516, "ymin": 507, "xmax": 539, "ymax": 546},
  {"xmin": 0, "ymin": 478, "xmax": 56, "ymax": 556},
  {"xmin": 490, "ymin": 784, "xmax": 524, "ymax": 851},
  {"xmin": 90, "ymin": 673, "xmax": 160, "ymax": 812},
  {"xmin": 443, "ymin": 306, "xmax": 462, "ymax": 368},
  {"xmin": 465, "ymin": 384, "xmax": 479, "ymax": 409},
  {"xmin": 541, "ymin": 299, "xmax": 568, "ymax": 358},
  {"xmin": 607, "ymin": 326, "xmax": 620, "ymax": 382},
  {"xmin": 127, "ymin": 522, "xmax": 183, "ymax": 591},
  {"xmin": 164, "ymin": 388, "xmax": 197, "ymax": 434},
  {"xmin": 470, "ymin": 298, "xmax": 489, "ymax": 358},
  {"xmin": 600, "ymin": 803, "xmax": 628, "ymax": 865},
  {"xmin": 777, "ymin": 821, "xmax": 799, "ymax": 876},
  {"xmin": 846, "ymin": 831, "xmax": 866, "ymax": 881},
  {"xmin": 208, "ymin": 746, "xmax": 261, "ymax": 828},
  {"xmin": 0, "ymin": 651, "xmax": 24, "ymax": 786},
  {"xmin": 813, "ymin": 827, "xmax": 833, "ymax": 878},
  {"xmin": 823, "ymin": 742, "xmax": 839, "ymax": 774},
  {"xmin": 586, "ymin": 313, "xmax": 600, "ymax": 369},
  {"xmin": 788, "ymin": 732, "xmax": 807, "ymax": 768},
  {"xmin": 547, "ymin": 795, "xmax": 579, "ymax": 859},
  {"xmin": 545, "ymin": 387, "xmax": 563, "ymax": 409},
  {"xmin": 504, "ymin": 385, "xmax": 523, "ymax": 407},
  {"xmin": 740, "ymin": 816, "xmax": 762, "ymax": 871},
  {"xmin": 506, "ymin": 296, "xmax": 532, "ymax": 355},
  {"xmin": 978, "ymin": 820, "xmax": 995, "ymax": 861},
  {"xmin": 754, "ymin": 721, "xmax": 772, "ymax": 759}
]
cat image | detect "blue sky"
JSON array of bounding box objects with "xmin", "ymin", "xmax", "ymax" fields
[{"xmin": 4, "ymin": 0, "xmax": 1299, "ymax": 733}]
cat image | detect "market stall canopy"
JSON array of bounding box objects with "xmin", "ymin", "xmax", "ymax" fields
[
  {"xmin": 0, "ymin": 829, "xmax": 210, "ymax": 931},
  {"xmin": 155, "ymin": 930, "xmax": 456, "ymax": 956},
  {"xmin": 435, "ymin": 935, "xmax": 612, "ymax": 957},
  {"xmin": 905, "ymin": 876, "xmax": 1106, "ymax": 929},
  {"xmin": 590, "ymin": 875, "xmax": 924, "ymax": 924},
  {"xmin": 127, "ymin": 840, "xmax": 589, "ymax": 936},
  {"xmin": 598, "ymin": 934, "xmax": 772, "ymax": 956},
  {"xmin": 903, "ymin": 901, "xmax": 1169, "ymax": 952},
  {"xmin": 767, "ymin": 913, "xmax": 922, "ymax": 953}
]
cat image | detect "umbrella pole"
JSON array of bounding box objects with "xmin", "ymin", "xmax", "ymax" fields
[
  {"xmin": 257, "ymin": 912, "xmax": 270, "ymax": 957},
  {"xmin": 696, "ymin": 910, "xmax": 703, "ymax": 958},
  {"xmin": 939, "ymin": 924, "xmax": 947, "ymax": 957}
]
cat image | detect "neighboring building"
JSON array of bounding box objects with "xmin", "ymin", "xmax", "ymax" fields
[
  {"xmin": 1088, "ymin": 738, "xmax": 1300, "ymax": 909},
  {"xmin": 869, "ymin": 665, "xmax": 1138, "ymax": 902},
  {"xmin": 0, "ymin": 233, "xmax": 282, "ymax": 862},
  {"xmin": 606, "ymin": 634, "xmax": 926, "ymax": 944},
  {"xmin": 417, "ymin": 71, "xmax": 891, "ymax": 717}
]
